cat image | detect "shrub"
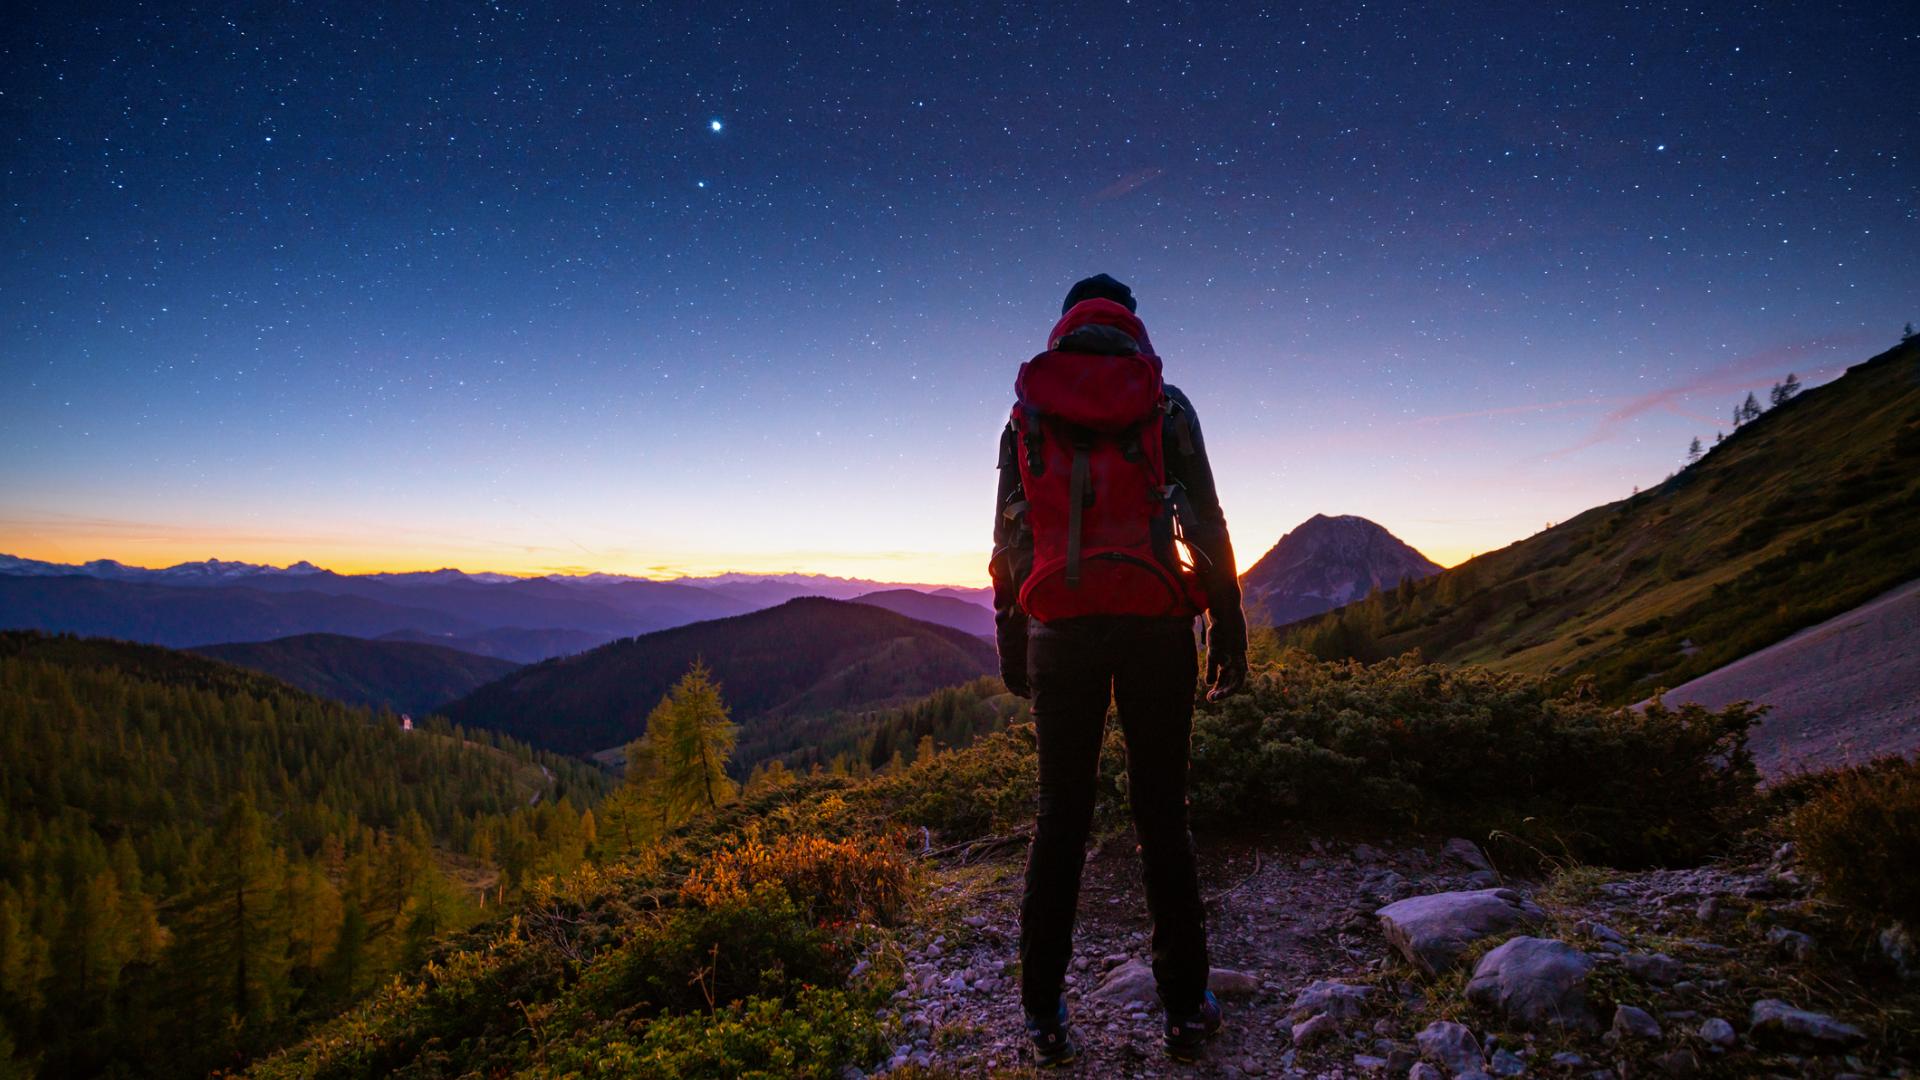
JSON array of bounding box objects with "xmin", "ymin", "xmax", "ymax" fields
[
  {"xmin": 866, "ymin": 725, "xmax": 1037, "ymax": 837},
  {"xmin": 558, "ymin": 886, "xmax": 850, "ymax": 1024},
  {"xmin": 1788, "ymin": 756, "xmax": 1920, "ymax": 926},
  {"xmin": 680, "ymin": 830, "xmax": 915, "ymax": 925},
  {"xmin": 1186, "ymin": 651, "xmax": 1760, "ymax": 866},
  {"xmin": 531, "ymin": 985, "xmax": 887, "ymax": 1079}
]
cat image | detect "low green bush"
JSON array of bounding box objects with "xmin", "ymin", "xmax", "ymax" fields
[
  {"xmin": 553, "ymin": 885, "xmax": 852, "ymax": 1029},
  {"xmin": 1187, "ymin": 650, "xmax": 1760, "ymax": 866},
  {"xmin": 1788, "ymin": 756, "xmax": 1920, "ymax": 926},
  {"xmin": 865, "ymin": 725, "xmax": 1038, "ymax": 836},
  {"xmin": 526, "ymin": 985, "xmax": 888, "ymax": 1079}
]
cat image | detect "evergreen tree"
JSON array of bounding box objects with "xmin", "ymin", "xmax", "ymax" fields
[
  {"xmin": 746, "ymin": 758, "xmax": 795, "ymax": 795},
  {"xmin": 648, "ymin": 661, "xmax": 738, "ymax": 817},
  {"xmin": 1740, "ymin": 391, "xmax": 1762, "ymax": 423},
  {"xmin": 1770, "ymin": 372, "xmax": 1801, "ymax": 405},
  {"xmin": 1685, "ymin": 436, "xmax": 1703, "ymax": 464},
  {"xmin": 398, "ymin": 861, "xmax": 473, "ymax": 968},
  {"xmin": 322, "ymin": 902, "xmax": 367, "ymax": 1002},
  {"xmin": 173, "ymin": 794, "xmax": 292, "ymax": 1032}
]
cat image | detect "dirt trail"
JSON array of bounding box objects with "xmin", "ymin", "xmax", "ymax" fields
[
  {"xmin": 886, "ymin": 835, "xmax": 1489, "ymax": 1077},
  {"xmin": 877, "ymin": 832, "xmax": 1913, "ymax": 1078}
]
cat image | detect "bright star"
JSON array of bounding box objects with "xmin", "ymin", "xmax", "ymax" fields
[{"xmin": 709, "ymin": 119, "xmax": 723, "ymax": 133}]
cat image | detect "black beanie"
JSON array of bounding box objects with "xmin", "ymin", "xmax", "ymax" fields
[{"xmin": 1061, "ymin": 273, "xmax": 1137, "ymax": 314}]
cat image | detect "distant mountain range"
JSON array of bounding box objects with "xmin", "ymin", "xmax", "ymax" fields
[
  {"xmin": 191, "ymin": 633, "xmax": 521, "ymax": 716},
  {"xmin": 0, "ymin": 559, "xmax": 995, "ymax": 661},
  {"xmin": 376, "ymin": 626, "xmax": 610, "ymax": 664},
  {"xmin": 1240, "ymin": 514, "xmax": 1444, "ymax": 625},
  {"xmin": 441, "ymin": 596, "xmax": 998, "ymax": 756},
  {"xmin": 850, "ymin": 589, "xmax": 996, "ymax": 637}
]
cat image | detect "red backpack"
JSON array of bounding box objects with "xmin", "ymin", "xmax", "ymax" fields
[{"xmin": 1008, "ymin": 299, "xmax": 1210, "ymax": 622}]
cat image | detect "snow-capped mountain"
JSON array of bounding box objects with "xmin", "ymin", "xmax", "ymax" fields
[
  {"xmin": 0, "ymin": 554, "xmax": 326, "ymax": 583},
  {"xmin": 1240, "ymin": 515, "xmax": 1444, "ymax": 626}
]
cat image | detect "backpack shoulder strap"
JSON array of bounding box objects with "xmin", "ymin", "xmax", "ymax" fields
[{"xmin": 1163, "ymin": 394, "xmax": 1196, "ymax": 458}]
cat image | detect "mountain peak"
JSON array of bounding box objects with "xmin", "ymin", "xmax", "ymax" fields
[{"xmin": 1241, "ymin": 515, "xmax": 1442, "ymax": 626}]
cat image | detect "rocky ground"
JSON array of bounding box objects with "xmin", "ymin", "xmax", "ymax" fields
[{"xmin": 865, "ymin": 830, "xmax": 1916, "ymax": 1079}]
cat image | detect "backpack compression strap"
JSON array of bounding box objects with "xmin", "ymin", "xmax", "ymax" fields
[{"xmin": 1065, "ymin": 445, "xmax": 1089, "ymax": 589}]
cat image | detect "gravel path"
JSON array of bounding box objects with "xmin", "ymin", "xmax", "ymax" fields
[
  {"xmin": 876, "ymin": 834, "xmax": 1913, "ymax": 1078},
  {"xmin": 1654, "ymin": 577, "xmax": 1920, "ymax": 780},
  {"xmin": 885, "ymin": 834, "xmax": 1491, "ymax": 1077}
]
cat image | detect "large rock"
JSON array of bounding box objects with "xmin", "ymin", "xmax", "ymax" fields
[
  {"xmin": 1766, "ymin": 926, "xmax": 1815, "ymax": 962},
  {"xmin": 1285, "ymin": 979, "xmax": 1376, "ymax": 1022},
  {"xmin": 1291, "ymin": 1012, "xmax": 1338, "ymax": 1047},
  {"xmin": 1087, "ymin": 958, "xmax": 1258, "ymax": 1005},
  {"xmin": 1415, "ymin": 1019, "xmax": 1483, "ymax": 1075},
  {"xmin": 1747, "ymin": 999, "xmax": 1866, "ymax": 1048},
  {"xmin": 1208, "ymin": 967, "xmax": 1260, "ymax": 997},
  {"xmin": 1465, "ymin": 936, "xmax": 1597, "ymax": 1031},
  {"xmin": 1086, "ymin": 958, "xmax": 1156, "ymax": 1005},
  {"xmin": 1611, "ymin": 1003, "xmax": 1663, "ymax": 1041},
  {"xmin": 1623, "ymin": 952, "xmax": 1685, "ymax": 984},
  {"xmin": 1444, "ymin": 837, "xmax": 1494, "ymax": 872},
  {"xmin": 1377, "ymin": 889, "xmax": 1545, "ymax": 975}
]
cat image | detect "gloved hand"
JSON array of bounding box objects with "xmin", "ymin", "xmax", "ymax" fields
[
  {"xmin": 1204, "ymin": 609, "xmax": 1248, "ymax": 702},
  {"xmin": 1205, "ymin": 649, "xmax": 1246, "ymax": 702},
  {"xmin": 997, "ymin": 615, "xmax": 1031, "ymax": 698},
  {"xmin": 1002, "ymin": 668, "xmax": 1032, "ymax": 699}
]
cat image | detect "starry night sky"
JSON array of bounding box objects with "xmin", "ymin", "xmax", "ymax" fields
[{"xmin": 3, "ymin": 2, "xmax": 1914, "ymax": 582}]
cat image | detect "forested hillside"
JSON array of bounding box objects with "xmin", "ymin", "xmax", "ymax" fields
[
  {"xmin": 1281, "ymin": 340, "xmax": 1920, "ymax": 700},
  {"xmin": 731, "ymin": 675, "xmax": 1028, "ymax": 775},
  {"xmin": 444, "ymin": 597, "xmax": 997, "ymax": 755},
  {"xmin": 0, "ymin": 633, "xmax": 610, "ymax": 1079},
  {"xmin": 192, "ymin": 632, "xmax": 521, "ymax": 715}
]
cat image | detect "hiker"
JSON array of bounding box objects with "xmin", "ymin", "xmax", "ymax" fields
[{"xmin": 990, "ymin": 274, "xmax": 1248, "ymax": 1066}]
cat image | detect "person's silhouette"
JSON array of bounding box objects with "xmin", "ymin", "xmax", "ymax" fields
[{"xmin": 990, "ymin": 273, "xmax": 1248, "ymax": 1066}]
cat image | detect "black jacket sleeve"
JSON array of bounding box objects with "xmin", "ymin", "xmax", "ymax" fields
[
  {"xmin": 989, "ymin": 421, "xmax": 1031, "ymax": 691},
  {"xmin": 1162, "ymin": 385, "xmax": 1248, "ymax": 655}
]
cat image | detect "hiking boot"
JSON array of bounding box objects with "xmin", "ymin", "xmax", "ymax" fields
[
  {"xmin": 1025, "ymin": 996, "xmax": 1079, "ymax": 1068},
  {"xmin": 1163, "ymin": 990, "xmax": 1222, "ymax": 1062}
]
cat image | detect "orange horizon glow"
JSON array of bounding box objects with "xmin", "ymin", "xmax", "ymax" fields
[{"xmin": 0, "ymin": 521, "xmax": 1481, "ymax": 587}]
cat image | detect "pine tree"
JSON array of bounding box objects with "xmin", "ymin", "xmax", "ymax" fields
[
  {"xmin": 399, "ymin": 861, "xmax": 473, "ymax": 968},
  {"xmin": 1685, "ymin": 436, "xmax": 1703, "ymax": 464},
  {"xmin": 746, "ymin": 758, "xmax": 795, "ymax": 795},
  {"xmin": 1770, "ymin": 372, "xmax": 1801, "ymax": 405},
  {"xmin": 1740, "ymin": 391, "xmax": 1762, "ymax": 423},
  {"xmin": 175, "ymin": 794, "xmax": 292, "ymax": 1029},
  {"xmin": 648, "ymin": 661, "xmax": 737, "ymax": 817},
  {"xmin": 281, "ymin": 858, "xmax": 342, "ymax": 977},
  {"xmin": 322, "ymin": 901, "xmax": 367, "ymax": 1002}
]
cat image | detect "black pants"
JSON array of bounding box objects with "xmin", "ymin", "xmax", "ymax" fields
[{"xmin": 1018, "ymin": 616, "xmax": 1209, "ymax": 1017}]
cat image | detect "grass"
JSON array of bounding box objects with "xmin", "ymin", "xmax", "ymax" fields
[{"xmin": 1280, "ymin": 339, "xmax": 1920, "ymax": 702}]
